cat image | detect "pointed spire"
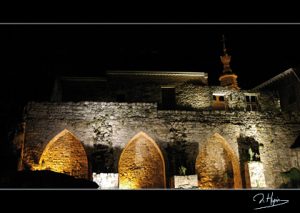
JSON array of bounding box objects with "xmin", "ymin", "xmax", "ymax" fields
[
  {"xmin": 220, "ymin": 34, "xmax": 232, "ymax": 74},
  {"xmin": 219, "ymin": 35, "xmax": 239, "ymax": 90},
  {"xmin": 221, "ymin": 34, "xmax": 227, "ymax": 55}
]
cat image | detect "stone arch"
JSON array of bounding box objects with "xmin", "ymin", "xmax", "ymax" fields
[
  {"xmin": 118, "ymin": 131, "xmax": 166, "ymax": 189},
  {"xmin": 38, "ymin": 129, "xmax": 89, "ymax": 179},
  {"xmin": 195, "ymin": 133, "xmax": 242, "ymax": 189}
]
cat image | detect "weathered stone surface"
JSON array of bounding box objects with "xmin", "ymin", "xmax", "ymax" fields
[
  {"xmin": 21, "ymin": 101, "xmax": 300, "ymax": 188},
  {"xmin": 173, "ymin": 175, "xmax": 198, "ymax": 189},
  {"xmin": 92, "ymin": 173, "xmax": 118, "ymax": 189},
  {"xmin": 195, "ymin": 133, "xmax": 241, "ymax": 189},
  {"xmin": 245, "ymin": 162, "xmax": 267, "ymax": 188},
  {"xmin": 34, "ymin": 130, "xmax": 88, "ymax": 179},
  {"xmin": 118, "ymin": 132, "xmax": 166, "ymax": 189}
]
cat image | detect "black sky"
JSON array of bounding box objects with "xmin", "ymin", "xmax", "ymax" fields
[{"xmin": 1, "ymin": 24, "xmax": 300, "ymax": 104}]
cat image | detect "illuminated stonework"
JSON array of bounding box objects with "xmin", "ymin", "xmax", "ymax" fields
[
  {"xmin": 245, "ymin": 161, "xmax": 267, "ymax": 188},
  {"xmin": 93, "ymin": 173, "xmax": 119, "ymax": 189},
  {"xmin": 196, "ymin": 133, "xmax": 242, "ymax": 189},
  {"xmin": 19, "ymin": 67, "xmax": 300, "ymax": 189},
  {"xmin": 37, "ymin": 129, "xmax": 89, "ymax": 179},
  {"xmin": 118, "ymin": 132, "xmax": 166, "ymax": 189}
]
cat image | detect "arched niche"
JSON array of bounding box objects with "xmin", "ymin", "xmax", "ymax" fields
[
  {"xmin": 195, "ymin": 133, "xmax": 242, "ymax": 189},
  {"xmin": 38, "ymin": 129, "xmax": 89, "ymax": 179},
  {"xmin": 118, "ymin": 132, "xmax": 166, "ymax": 189}
]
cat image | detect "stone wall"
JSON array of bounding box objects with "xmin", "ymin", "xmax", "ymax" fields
[
  {"xmin": 22, "ymin": 102, "xmax": 300, "ymax": 188},
  {"xmin": 176, "ymin": 84, "xmax": 280, "ymax": 111},
  {"xmin": 118, "ymin": 132, "xmax": 166, "ymax": 189},
  {"xmin": 59, "ymin": 80, "xmax": 281, "ymax": 112}
]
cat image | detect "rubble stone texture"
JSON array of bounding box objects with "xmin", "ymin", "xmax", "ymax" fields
[
  {"xmin": 19, "ymin": 81, "xmax": 300, "ymax": 188},
  {"xmin": 195, "ymin": 133, "xmax": 242, "ymax": 188},
  {"xmin": 36, "ymin": 130, "xmax": 88, "ymax": 179},
  {"xmin": 118, "ymin": 132, "xmax": 166, "ymax": 189}
]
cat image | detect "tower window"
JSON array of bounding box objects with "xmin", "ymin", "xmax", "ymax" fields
[
  {"xmin": 213, "ymin": 95, "xmax": 225, "ymax": 102},
  {"xmin": 212, "ymin": 94, "xmax": 227, "ymax": 110},
  {"xmin": 245, "ymin": 95, "xmax": 259, "ymax": 111}
]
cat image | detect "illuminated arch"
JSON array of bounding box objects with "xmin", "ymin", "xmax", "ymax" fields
[
  {"xmin": 38, "ymin": 129, "xmax": 89, "ymax": 179},
  {"xmin": 118, "ymin": 132, "xmax": 166, "ymax": 189},
  {"xmin": 195, "ymin": 133, "xmax": 242, "ymax": 189}
]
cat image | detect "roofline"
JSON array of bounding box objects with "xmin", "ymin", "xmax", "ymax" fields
[
  {"xmin": 252, "ymin": 68, "xmax": 300, "ymax": 90},
  {"xmin": 106, "ymin": 70, "xmax": 208, "ymax": 78},
  {"xmin": 60, "ymin": 76, "xmax": 107, "ymax": 82}
]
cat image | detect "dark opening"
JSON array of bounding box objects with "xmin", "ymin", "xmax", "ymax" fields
[
  {"xmin": 219, "ymin": 96, "xmax": 225, "ymax": 102},
  {"xmin": 161, "ymin": 87, "xmax": 176, "ymax": 109},
  {"xmin": 290, "ymin": 135, "xmax": 300, "ymax": 149},
  {"xmin": 251, "ymin": 96, "xmax": 257, "ymax": 102},
  {"xmin": 237, "ymin": 136, "xmax": 261, "ymax": 188},
  {"xmin": 116, "ymin": 94, "xmax": 126, "ymax": 102},
  {"xmin": 288, "ymin": 86, "xmax": 296, "ymax": 104}
]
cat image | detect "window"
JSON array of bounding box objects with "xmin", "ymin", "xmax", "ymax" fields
[
  {"xmin": 161, "ymin": 87, "xmax": 176, "ymax": 109},
  {"xmin": 212, "ymin": 95, "xmax": 227, "ymax": 110},
  {"xmin": 213, "ymin": 95, "xmax": 225, "ymax": 102},
  {"xmin": 245, "ymin": 95, "xmax": 259, "ymax": 111}
]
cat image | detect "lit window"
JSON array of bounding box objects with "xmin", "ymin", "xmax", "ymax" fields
[
  {"xmin": 213, "ymin": 95, "xmax": 225, "ymax": 102},
  {"xmin": 212, "ymin": 95, "xmax": 227, "ymax": 110}
]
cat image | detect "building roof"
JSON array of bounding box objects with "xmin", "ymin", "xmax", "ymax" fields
[
  {"xmin": 106, "ymin": 70, "xmax": 208, "ymax": 79},
  {"xmin": 253, "ymin": 68, "xmax": 300, "ymax": 91}
]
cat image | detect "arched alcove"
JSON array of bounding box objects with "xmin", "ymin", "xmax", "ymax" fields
[
  {"xmin": 38, "ymin": 129, "xmax": 89, "ymax": 179},
  {"xmin": 195, "ymin": 133, "xmax": 242, "ymax": 189},
  {"xmin": 118, "ymin": 132, "xmax": 166, "ymax": 189}
]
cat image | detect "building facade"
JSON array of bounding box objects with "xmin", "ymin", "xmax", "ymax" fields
[{"xmin": 14, "ymin": 47, "xmax": 300, "ymax": 189}]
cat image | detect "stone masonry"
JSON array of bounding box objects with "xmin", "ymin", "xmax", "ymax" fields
[{"xmin": 21, "ymin": 99, "xmax": 300, "ymax": 188}]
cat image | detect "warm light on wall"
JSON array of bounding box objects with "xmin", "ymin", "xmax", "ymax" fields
[
  {"xmin": 36, "ymin": 129, "xmax": 89, "ymax": 179},
  {"xmin": 119, "ymin": 180, "xmax": 140, "ymax": 189},
  {"xmin": 196, "ymin": 133, "xmax": 242, "ymax": 189},
  {"xmin": 118, "ymin": 132, "xmax": 166, "ymax": 189}
]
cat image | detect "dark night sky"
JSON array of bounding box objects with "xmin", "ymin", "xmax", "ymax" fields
[{"xmin": 1, "ymin": 24, "xmax": 300, "ymax": 104}]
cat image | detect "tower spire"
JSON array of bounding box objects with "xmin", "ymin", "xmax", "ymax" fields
[
  {"xmin": 219, "ymin": 35, "xmax": 239, "ymax": 90},
  {"xmin": 220, "ymin": 34, "xmax": 232, "ymax": 74},
  {"xmin": 221, "ymin": 34, "xmax": 227, "ymax": 55}
]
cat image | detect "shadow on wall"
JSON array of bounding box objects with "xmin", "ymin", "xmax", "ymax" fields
[
  {"xmin": 165, "ymin": 141, "xmax": 199, "ymax": 177},
  {"xmin": 91, "ymin": 144, "xmax": 122, "ymax": 173},
  {"xmin": 280, "ymin": 167, "xmax": 300, "ymax": 188}
]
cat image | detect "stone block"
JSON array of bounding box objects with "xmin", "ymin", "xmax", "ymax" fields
[
  {"xmin": 245, "ymin": 162, "xmax": 267, "ymax": 188},
  {"xmin": 93, "ymin": 173, "xmax": 119, "ymax": 189},
  {"xmin": 173, "ymin": 175, "xmax": 198, "ymax": 189}
]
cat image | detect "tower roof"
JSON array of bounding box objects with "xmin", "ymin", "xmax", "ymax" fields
[{"xmin": 219, "ymin": 35, "xmax": 239, "ymax": 90}]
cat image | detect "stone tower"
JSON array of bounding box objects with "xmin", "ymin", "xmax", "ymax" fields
[{"xmin": 219, "ymin": 35, "xmax": 240, "ymax": 90}]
